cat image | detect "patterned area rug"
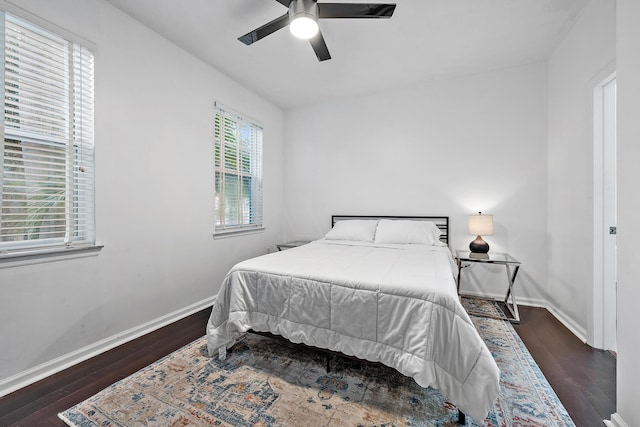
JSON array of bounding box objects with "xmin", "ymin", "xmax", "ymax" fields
[{"xmin": 59, "ymin": 298, "xmax": 575, "ymax": 427}]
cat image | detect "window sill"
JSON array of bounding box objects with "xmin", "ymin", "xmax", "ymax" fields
[
  {"xmin": 213, "ymin": 227, "xmax": 265, "ymax": 239},
  {"xmin": 0, "ymin": 245, "xmax": 103, "ymax": 268}
]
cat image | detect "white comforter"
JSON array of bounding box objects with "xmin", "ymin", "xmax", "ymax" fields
[{"xmin": 206, "ymin": 240, "xmax": 499, "ymax": 422}]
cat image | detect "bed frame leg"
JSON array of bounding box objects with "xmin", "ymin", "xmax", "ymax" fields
[
  {"xmin": 457, "ymin": 409, "xmax": 466, "ymax": 425},
  {"xmin": 326, "ymin": 354, "xmax": 331, "ymax": 372}
]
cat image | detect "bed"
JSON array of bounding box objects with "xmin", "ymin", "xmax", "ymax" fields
[{"xmin": 206, "ymin": 215, "xmax": 500, "ymax": 423}]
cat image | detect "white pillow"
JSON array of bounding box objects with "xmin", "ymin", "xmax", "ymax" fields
[
  {"xmin": 374, "ymin": 219, "xmax": 442, "ymax": 245},
  {"xmin": 324, "ymin": 220, "xmax": 379, "ymax": 242}
]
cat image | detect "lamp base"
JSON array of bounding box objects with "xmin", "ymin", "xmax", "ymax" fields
[{"xmin": 469, "ymin": 236, "xmax": 490, "ymax": 253}]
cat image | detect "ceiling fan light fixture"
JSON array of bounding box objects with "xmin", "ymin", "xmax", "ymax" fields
[
  {"xmin": 289, "ymin": 0, "xmax": 319, "ymax": 39},
  {"xmin": 289, "ymin": 15, "xmax": 318, "ymax": 39},
  {"xmin": 238, "ymin": 0, "xmax": 396, "ymax": 61}
]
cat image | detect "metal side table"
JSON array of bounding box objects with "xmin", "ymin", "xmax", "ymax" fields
[{"xmin": 455, "ymin": 250, "xmax": 522, "ymax": 323}]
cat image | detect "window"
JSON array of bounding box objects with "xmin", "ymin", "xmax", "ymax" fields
[
  {"xmin": 0, "ymin": 12, "xmax": 95, "ymax": 251},
  {"xmin": 214, "ymin": 105, "xmax": 263, "ymax": 235}
]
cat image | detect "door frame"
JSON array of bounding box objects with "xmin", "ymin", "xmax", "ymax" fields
[{"xmin": 591, "ymin": 68, "xmax": 617, "ymax": 351}]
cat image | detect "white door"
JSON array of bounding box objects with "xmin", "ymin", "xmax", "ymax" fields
[
  {"xmin": 592, "ymin": 73, "xmax": 617, "ymax": 351},
  {"xmin": 602, "ymin": 77, "xmax": 617, "ymax": 352}
]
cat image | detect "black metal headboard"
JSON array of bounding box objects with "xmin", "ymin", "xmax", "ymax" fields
[{"xmin": 331, "ymin": 215, "xmax": 450, "ymax": 246}]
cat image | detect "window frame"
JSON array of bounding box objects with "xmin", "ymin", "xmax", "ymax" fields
[
  {"xmin": 0, "ymin": 8, "xmax": 97, "ymax": 259},
  {"xmin": 213, "ymin": 103, "xmax": 264, "ymax": 237}
]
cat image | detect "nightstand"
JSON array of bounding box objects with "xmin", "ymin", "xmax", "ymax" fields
[
  {"xmin": 455, "ymin": 250, "xmax": 522, "ymax": 323},
  {"xmin": 276, "ymin": 240, "xmax": 311, "ymax": 251}
]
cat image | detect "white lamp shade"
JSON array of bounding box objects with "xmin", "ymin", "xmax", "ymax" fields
[
  {"xmin": 289, "ymin": 15, "xmax": 319, "ymax": 39},
  {"xmin": 468, "ymin": 214, "xmax": 493, "ymax": 236}
]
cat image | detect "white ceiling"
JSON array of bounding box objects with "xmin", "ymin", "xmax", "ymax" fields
[{"xmin": 104, "ymin": 0, "xmax": 590, "ymax": 110}]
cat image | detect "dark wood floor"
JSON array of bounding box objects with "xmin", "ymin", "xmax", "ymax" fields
[
  {"xmin": 509, "ymin": 305, "xmax": 616, "ymax": 427},
  {"xmin": 0, "ymin": 305, "xmax": 615, "ymax": 426}
]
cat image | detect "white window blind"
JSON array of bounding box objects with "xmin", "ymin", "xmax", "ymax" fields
[
  {"xmin": 214, "ymin": 105, "xmax": 263, "ymax": 234},
  {"xmin": 0, "ymin": 12, "xmax": 95, "ymax": 250}
]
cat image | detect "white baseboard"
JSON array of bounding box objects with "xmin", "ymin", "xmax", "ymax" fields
[
  {"xmin": 604, "ymin": 413, "xmax": 630, "ymax": 427},
  {"xmin": 460, "ymin": 291, "xmax": 587, "ymax": 343},
  {"xmin": 545, "ymin": 303, "xmax": 588, "ymax": 343},
  {"xmin": 0, "ymin": 296, "xmax": 215, "ymax": 398}
]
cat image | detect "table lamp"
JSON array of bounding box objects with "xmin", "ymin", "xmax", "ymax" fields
[{"xmin": 468, "ymin": 212, "xmax": 493, "ymax": 253}]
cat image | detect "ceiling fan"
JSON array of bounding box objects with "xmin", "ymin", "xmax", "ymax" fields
[{"xmin": 238, "ymin": 0, "xmax": 396, "ymax": 61}]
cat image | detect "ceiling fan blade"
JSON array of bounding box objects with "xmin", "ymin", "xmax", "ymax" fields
[
  {"xmin": 309, "ymin": 30, "xmax": 331, "ymax": 61},
  {"xmin": 317, "ymin": 3, "xmax": 396, "ymax": 19},
  {"xmin": 274, "ymin": 0, "xmax": 293, "ymax": 6},
  {"xmin": 238, "ymin": 13, "xmax": 289, "ymax": 45}
]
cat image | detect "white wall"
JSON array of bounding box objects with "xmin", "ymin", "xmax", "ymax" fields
[
  {"xmin": 0, "ymin": 0, "xmax": 283, "ymax": 382},
  {"xmin": 546, "ymin": 0, "xmax": 615, "ymax": 341},
  {"xmin": 283, "ymin": 62, "xmax": 548, "ymax": 302},
  {"xmin": 615, "ymin": 1, "xmax": 640, "ymax": 425}
]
